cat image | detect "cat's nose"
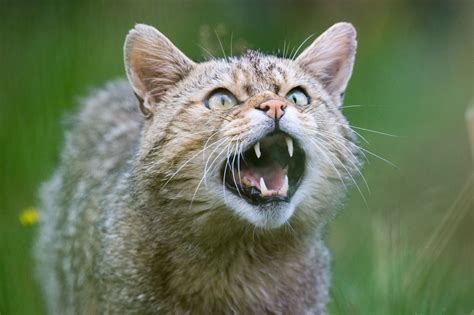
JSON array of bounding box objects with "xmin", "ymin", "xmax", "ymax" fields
[{"xmin": 257, "ymin": 99, "xmax": 287, "ymax": 120}]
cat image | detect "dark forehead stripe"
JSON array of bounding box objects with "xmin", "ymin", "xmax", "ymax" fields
[{"xmin": 231, "ymin": 50, "xmax": 286, "ymax": 95}]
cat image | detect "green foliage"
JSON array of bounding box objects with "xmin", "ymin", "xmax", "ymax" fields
[{"xmin": 0, "ymin": 1, "xmax": 472, "ymax": 314}]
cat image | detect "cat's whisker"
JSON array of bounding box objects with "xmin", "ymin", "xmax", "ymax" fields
[
  {"xmin": 350, "ymin": 125, "xmax": 398, "ymax": 138},
  {"xmin": 222, "ymin": 137, "xmax": 236, "ymax": 202},
  {"xmin": 190, "ymin": 137, "xmax": 232, "ymax": 208},
  {"xmin": 202, "ymin": 129, "xmax": 225, "ymax": 161},
  {"xmin": 321, "ymin": 128, "xmax": 396, "ymax": 168},
  {"xmin": 342, "ymin": 104, "xmax": 391, "ymax": 109},
  {"xmin": 235, "ymin": 135, "xmax": 245, "ymax": 187},
  {"xmin": 314, "ymin": 118, "xmax": 371, "ymax": 145},
  {"xmin": 312, "ymin": 107, "xmax": 398, "ymax": 138},
  {"xmin": 203, "ymin": 136, "xmax": 233, "ymax": 185},
  {"xmin": 230, "ymin": 139, "xmax": 243, "ymax": 198},
  {"xmin": 313, "ymin": 131, "xmax": 370, "ymax": 193},
  {"xmin": 358, "ymin": 146, "xmax": 397, "ymax": 168},
  {"xmin": 181, "ymin": 129, "xmax": 219, "ymax": 138},
  {"xmin": 308, "ymin": 126, "xmax": 369, "ymax": 162},
  {"xmin": 309, "ymin": 138, "xmax": 368, "ymax": 205},
  {"xmin": 307, "ymin": 138, "xmax": 348, "ymax": 191},
  {"xmin": 161, "ymin": 135, "xmax": 226, "ymax": 188},
  {"xmin": 317, "ymin": 107, "xmax": 398, "ymax": 144}
]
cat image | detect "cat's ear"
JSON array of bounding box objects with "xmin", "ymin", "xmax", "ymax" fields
[
  {"xmin": 124, "ymin": 24, "xmax": 195, "ymax": 116},
  {"xmin": 295, "ymin": 22, "xmax": 357, "ymax": 99}
]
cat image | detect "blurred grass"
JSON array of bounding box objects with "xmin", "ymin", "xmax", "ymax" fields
[{"xmin": 0, "ymin": 1, "xmax": 473, "ymax": 314}]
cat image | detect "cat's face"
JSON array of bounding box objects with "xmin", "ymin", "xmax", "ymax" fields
[{"xmin": 125, "ymin": 23, "xmax": 361, "ymax": 229}]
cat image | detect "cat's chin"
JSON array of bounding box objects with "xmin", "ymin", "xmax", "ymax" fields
[{"xmin": 225, "ymin": 196, "xmax": 297, "ymax": 229}]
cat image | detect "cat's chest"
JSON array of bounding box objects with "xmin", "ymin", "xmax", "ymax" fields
[{"xmin": 155, "ymin": 250, "xmax": 321, "ymax": 314}]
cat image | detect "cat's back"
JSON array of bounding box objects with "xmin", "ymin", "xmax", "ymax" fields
[
  {"xmin": 65, "ymin": 79, "xmax": 142, "ymax": 172},
  {"xmin": 35, "ymin": 79, "xmax": 142, "ymax": 314}
]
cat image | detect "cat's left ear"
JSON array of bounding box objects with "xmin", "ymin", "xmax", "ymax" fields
[
  {"xmin": 124, "ymin": 24, "xmax": 196, "ymax": 116},
  {"xmin": 295, "ymin": 22, "xmax": 357, "ymax": 99}
]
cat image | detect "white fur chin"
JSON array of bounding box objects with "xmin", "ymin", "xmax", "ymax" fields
[{"xmin": 223, "ymin": 192, "xmax": 296, "ymax": 229}]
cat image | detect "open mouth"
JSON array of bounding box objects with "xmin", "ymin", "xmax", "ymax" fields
[{"xmin": 222, "ymin": 131, "xmax": 306, "ymax": 205}]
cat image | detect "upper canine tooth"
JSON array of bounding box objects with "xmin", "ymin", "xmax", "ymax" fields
[
  {"xmin": 260, "ymin": 177, "xmax": 269, "ymax": 196},
  {"xmin": 285, "ymin": 136, "xmax": 293, "ymax": 157},
  {"xmin": 254, "ymin": 142, "xmax": 261, "ymax": 158}
]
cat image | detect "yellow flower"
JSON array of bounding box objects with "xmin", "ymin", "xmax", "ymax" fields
[{"xmin": 19, "ymin": 207, "xmax": 39, "ymax": 226}]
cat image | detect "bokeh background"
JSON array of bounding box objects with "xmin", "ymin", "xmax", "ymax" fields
[{"xmin": 1, "ymin": 0, "xmax": 473, "ymax": 314}]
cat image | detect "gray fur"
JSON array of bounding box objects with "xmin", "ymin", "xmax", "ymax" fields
[{"xmin": 35, "ymin": 23, "xmax": 361, "ymax": 314}]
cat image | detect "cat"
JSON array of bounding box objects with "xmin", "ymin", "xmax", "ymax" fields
[{"xmin": 35, "ymin": 22, "xmax": 362, "ymax": 314}]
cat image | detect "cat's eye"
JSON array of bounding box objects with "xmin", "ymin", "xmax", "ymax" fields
[
  {"xmin": 205, "ymin": 89, "xmax": 238, "ymax": 110},
  {"xmin": 286, "ymin": 88, "xmax": 310, "ymax": 106}
]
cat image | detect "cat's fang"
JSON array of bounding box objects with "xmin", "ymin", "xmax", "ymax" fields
[
  {"xmin": 285, "ymin": 136, "xmax": 293, "ymax": 157},
  {"xmin": 280, "ymin": 175, "xmax": 289, "ymax": 196},
  {"xmin": 260, "ymin": 177, "xmax": 269, "ymax": 196},
  {"xmin": 254, "ymin": 142, "xmax": 261, "ymax": 158}
]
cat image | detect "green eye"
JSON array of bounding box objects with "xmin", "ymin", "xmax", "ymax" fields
[
  {"xmin": 286, "ymin": 88, "xmax": 310, "ymax": 106},
  {"xmin": 205, "ymin": 89, "xmax": 238, "ymax": 110}
]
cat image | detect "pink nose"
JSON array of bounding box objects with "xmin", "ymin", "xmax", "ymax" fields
[{"xmin": 257, "ymin": 99, "xmax": 287, "ymax": 120}]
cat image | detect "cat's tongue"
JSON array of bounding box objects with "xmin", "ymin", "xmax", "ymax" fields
[{"xmin": 239, "ymin": 162, "xmax": 288, "ymax": 197}]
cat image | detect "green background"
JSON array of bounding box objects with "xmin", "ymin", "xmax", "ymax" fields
[{"xmin": 1, "ymin": 1, "xmax": 473, "ymax": 314}]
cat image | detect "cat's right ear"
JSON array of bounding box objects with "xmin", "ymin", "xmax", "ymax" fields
[{"xmin": 124, "ymin": 24, "xmax": 195, "ymax": 117}]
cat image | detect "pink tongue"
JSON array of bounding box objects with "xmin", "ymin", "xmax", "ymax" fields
[{"xmin": 240, "ymin": 162, "xmax": 285, "ymax": 191}]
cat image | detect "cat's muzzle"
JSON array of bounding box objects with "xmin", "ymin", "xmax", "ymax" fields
[{"xmin": 221, "ymin": 131, "xmax": 306, "ymax": 205}]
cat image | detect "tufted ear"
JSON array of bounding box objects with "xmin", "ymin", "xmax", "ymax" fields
[
  {"xmin": 124, "ymin": 24, "xmax": 195, "ymax": 116},
  {"xmin": 295, "ymin": 22, "xmax": 357, "ymax": 99}
]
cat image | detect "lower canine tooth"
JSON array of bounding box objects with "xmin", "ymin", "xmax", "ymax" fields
[
  {"xmin": 260, "ymin": 177, "xmax": 268, "ymax": 196},
  {"xmin": 281, "ymin": 175, "xmax": 289, "ymax": 196},
  {"xmin": 254, "ymin": 142, "xmax": 261, "ymax": 158},
  {"xmin": 285, "ymin": 136, "xmax": 294, "ymax": 157}
]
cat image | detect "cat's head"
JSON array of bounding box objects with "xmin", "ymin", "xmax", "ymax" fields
[{"xmin": 125, "ymin": 23, "xmax": 361, "ymax": 229}]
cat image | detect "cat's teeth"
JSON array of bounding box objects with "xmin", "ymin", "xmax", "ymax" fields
[
  {"xmin": 285, "ymin": 136, "xmax": 293, "ymax": 157},
  {"xmin": 280, "ymin": 175, "xmax": 289, "ymax": 196},
  {"xmin": 254, "ymin": 142, "xmax": 261, "ymax": 158},
  {"xmin": 260, "ymin": 177, "xmax": 268, "ymax": 196}
]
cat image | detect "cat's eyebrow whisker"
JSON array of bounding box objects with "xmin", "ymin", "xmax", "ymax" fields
[
  {"xmin": 291, "ymin": 33, "xmax": 315, "ymax": 60},
  {"xmin": 215, "ymin": 30, "xmax": 228, "ymax": 61},
  {"xmin": 229, "ymin": 32, "xmax": 234, "ymax": 57},
  {"xmin": 198, "ymin": 44, "xmax": 216, "ymax": 60}
]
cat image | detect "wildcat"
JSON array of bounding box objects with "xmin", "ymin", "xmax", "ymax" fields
[{"xmin": 35, "ymin": 22, "xmax": 361, "ymax": 314}]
